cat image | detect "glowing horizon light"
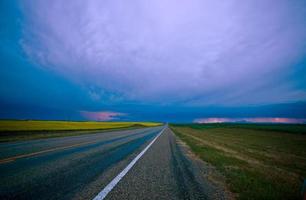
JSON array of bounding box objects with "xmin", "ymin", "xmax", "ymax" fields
[
  {"xmin": 1, "ymin": 1, "xmax": 306, "ymax": 122},
  {"xmin": 194, "ymin": 117, "xmax": 306, "ymax": 124},
  {"xmin": 80, "ymin": 111, "xmax": 126, "ymax": 121}
]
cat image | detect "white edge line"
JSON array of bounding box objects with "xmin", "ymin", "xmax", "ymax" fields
[{"xmin": 92, "ymin": 125, "xmax": 167, "ymax": 200}]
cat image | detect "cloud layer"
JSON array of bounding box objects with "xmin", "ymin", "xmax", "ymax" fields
[{"xmin": 20, "ymin": 0, "xmax": 306, "ymax": 105}]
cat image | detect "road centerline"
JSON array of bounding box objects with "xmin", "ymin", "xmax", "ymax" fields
[{"xmin": 0, "ymin": 128, "xmax": 154, "ymax": 164}]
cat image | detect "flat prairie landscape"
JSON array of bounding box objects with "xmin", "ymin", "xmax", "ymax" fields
[
  {"xmin": 2, "ymin": 1, "xmax": 306, "ymax": 199},
  {"xmin": 171, "ymin": 123, "xmax": 306, "ymax": 200},
  {"xmin": 0, "ymin": 120, "xmax": 161, "ymax": 142}
]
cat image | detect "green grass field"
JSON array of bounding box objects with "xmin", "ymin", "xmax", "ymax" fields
[
  {"xmin": 171, "ymin": 123, "xmax": 306, "ymax": 200},
  {"xmin": 0, "ymin": 120, "xmax": 162, "ymax": 142}
]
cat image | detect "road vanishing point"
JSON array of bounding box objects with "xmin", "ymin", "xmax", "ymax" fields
[{"xmin": 0, "ymin": 125, "xmax": 226, "ymax": 200}]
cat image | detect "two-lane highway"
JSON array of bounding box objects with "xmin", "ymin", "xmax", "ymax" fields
[
  {"xmin": 0, "ymin": 126, "xmax": 228, "ymax": 200},
  {"xmin": 0, "ymin": 126, "xmax": 163, "ymax": 200}
]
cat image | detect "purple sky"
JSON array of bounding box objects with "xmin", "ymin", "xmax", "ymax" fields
[
  {"xmin": 1, "ymin": 0, "xmax": 306, "ymax": 122},
  {"xmin": 21, "ymin": 0, "xmax": 306, "ymax": 104}
]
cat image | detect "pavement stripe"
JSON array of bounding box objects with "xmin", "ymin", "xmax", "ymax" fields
[
  {"xmin": 92, "ymin": 126, "xmax": 166, "ymax": 200},
  {"xmin": 0, "ymin": 129, "xmax": 149, "ymax": 164},
  {"xmin": 0, "ymin": 140, "xmax": 96, "ymax": 164}
]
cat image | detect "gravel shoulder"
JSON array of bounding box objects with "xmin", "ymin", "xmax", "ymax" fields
[{"xmin": 107, "ymin": 127, "xmax": 232, "ymax": 200}]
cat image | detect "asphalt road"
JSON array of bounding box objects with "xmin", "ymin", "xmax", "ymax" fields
[{"xmin": 0, "ymin": 126, "xmax": 227, "ymax": 200}]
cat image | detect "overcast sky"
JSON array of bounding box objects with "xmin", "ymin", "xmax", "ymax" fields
[{"xmin": 1, "ymin": 0, "xmax": 306, "ymax": 122}]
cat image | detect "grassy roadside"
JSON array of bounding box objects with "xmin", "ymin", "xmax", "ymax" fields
[
  {"xmin": 0, "ymin": 120, "xmax": 162, "ymax": 142},
  {"xmin": 171, "ymin": 124, "xmax": 306, "ymax": 200}
]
